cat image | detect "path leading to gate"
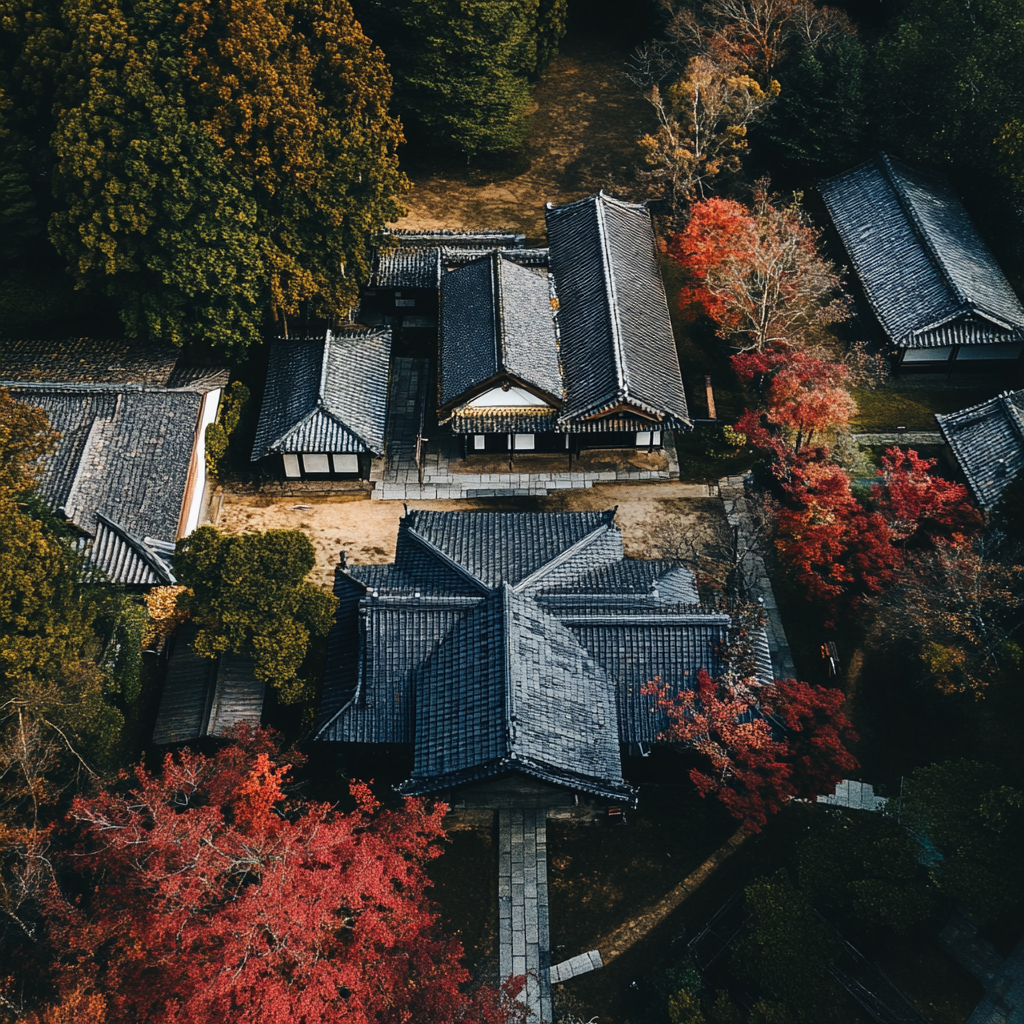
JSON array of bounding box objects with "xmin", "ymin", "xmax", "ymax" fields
[
  {"xmin": 499, "ymin": 809, "xmax": 552, "ymax": 1023},
  {"xmin": 374, "ymin": 358, "xmax": 686, "ymax": 501}
]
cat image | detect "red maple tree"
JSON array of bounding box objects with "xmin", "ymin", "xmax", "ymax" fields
[
  {"xmin": 733, "ymin": 345, "xmax": 857, "ymax": 450},
  {"xmin": 29, "ymin": 731, "xmax": 512, "ymax": 1024},
  {"xmin": 668, "ymin": 185, "xmax": 848, "ymax": 351},
  {"xmin": 645, "ymin": 670, "xmax": 858, "ymax": 833},
  {"xmin": 775, "ymin": 460, "xmax": 899, "ymax": 627},
  {"xmin": 873, "ymin": 447, "xmax": 982, "ymax": 545}
]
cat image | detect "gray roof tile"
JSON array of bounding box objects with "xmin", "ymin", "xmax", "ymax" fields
[
  {"xmin": 317, "ymin": 511, "xmax": 771, "ymax": 800},
  {"xmin": 820, "ymin": 154, "xmax": 1024, "ymax": 348},
  {"xmin": 371, "ymin": 247, "xmax": 442, "ymax": 290},
  {"xmin": 936, "ymin": 389, "xmax": 1024, "ymax": 510},
  {"xmin": 546, "ymin": 192, "xmax": 691, "ymax": 426},
  {"xmin": 251, "ymin": 328, "xmax": 391, "ymax": 459},
  {"xmin": 439, "ymin": 252, "xmax": 561, "ymax": 409}
]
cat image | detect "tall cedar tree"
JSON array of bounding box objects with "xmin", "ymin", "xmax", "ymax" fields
[
  {"xmin": 24, "ymin": 733, "xmax": 512, "ymax": 1024},
  {"xmin": 645, "ymin": 669, "xmax": 858, "ymax": 832},
  {"xmin": 49, "ymin": 0, "xmax": 405, "ymax": 354},
  {"xmin": 173, "ymin": 526, "xmax": 337, "ymax": 704},
  {"xmin": 364, "ymin": 0, "xmax": 567, "ymax": 158},
  {"xmin": 873, "ymin": 0, "xmax": 1024, "ymax": 194},
  {"xmin": 668, "ymin": 186, "xmax": 849, "ymax": 351}
]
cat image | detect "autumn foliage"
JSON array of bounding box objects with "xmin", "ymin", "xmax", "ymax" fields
[
  {"xmin": 24, "ymin": 731, "xmax": 508, "ymax": 1024},
  {"xmin": 646, "ymin": 670, "xmax": 858, "ymax": 832},
  {"xmin": 668, "ymin": 185, "xmax": 849, "ymax": 350}
]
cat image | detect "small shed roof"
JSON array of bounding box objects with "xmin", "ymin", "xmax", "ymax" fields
[
  {"xmin": 936, "ymin": 389, "xmax": 1024, "ymax": 510},
  {"xmin": 439, "ymin": 251, "xmax": 561, "ymax": 410},
  {"xmin": 251, "ymin": 328, "xmax": 391, "ymax": 459},
  {"xmin": 386, "ymin": 227, "xmax": 526, "ymax": 249},
  {"xmin": 820, "ymin": 154, "xmax": 1024, "ymax": 349},
  {"xmin": 153, "ymin": 624, "xmax": 265, "ymax": 745},
  {"xmin": 545, "ymin": 192, "xmax": 690, "ymax": 429},
  {"xmin": 371, "ymin": 247, "xmax": 442, "ymax": 290}
]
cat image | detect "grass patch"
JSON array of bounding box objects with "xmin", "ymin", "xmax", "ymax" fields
[{"xmin": 850, "ymin": 385, "xmax": 998, "ymax": 432}]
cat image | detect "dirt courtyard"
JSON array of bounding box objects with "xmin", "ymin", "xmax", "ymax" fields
[
  {"xmin": 392, "ymin": 39, "xmax": 653, "ymax": 242},
  {"xmin": 214, "ymin": 484, "xmax": 731, "ymax": 588}
]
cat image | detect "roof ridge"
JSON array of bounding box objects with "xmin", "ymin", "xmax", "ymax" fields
[
  {"xmin": 492, "ymin": 250, "xmax": 505, "ymax": 375},
  {"xmin": 404, "ymin": 523, "xmax": 491, "ymax": 594},
  {"xmin": 512, "ymin": 515, "xmax": 618, "ymax": 593},
  {"xmin": 502, "ymin": 583, "xmax": 516, "ymax": 757},
  {"xmin": 1001, "ymin": 390, "xmax": 1024, "ymax": 447},
  {"xmin": 594, "ymin": 194, "xmax": 629, "ymax": 398},
  {"xmin": 879, "ymin": 152, "xmax": 976, "ymax": 316}
]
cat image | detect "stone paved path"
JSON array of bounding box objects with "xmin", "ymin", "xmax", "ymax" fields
[
  {"xmin": 498, "ymin": 808, "xmax": 551, "ymax": 1023},
  {"xmin": 719, "ymin": 475, "xmax": 797, "ymax": 680},
  {"xmin": 374, "ymin": 358, "xmax": 682, "ymax": 501},
  {"xmin": 853, "ymin": 431, "xmax": 945, "ymax": 446}
]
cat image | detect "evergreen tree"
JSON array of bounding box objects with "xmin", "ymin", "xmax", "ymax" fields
[
  {"xmin": 872, "ymin": 0, "xmax": 1024, "ymax": 190},
  {"xmin": 42, "ymin": 0, "xmax": 404, "ymax": 355},
  {"xmin": 366, "ymin": 0, "xmax": 567, "ymax": 159},
  {"xmin": 766, "ymin": 35, "xmax": 868, "ymax": 171}
]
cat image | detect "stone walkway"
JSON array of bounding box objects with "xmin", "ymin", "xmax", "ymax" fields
[
  {"xmin": 373, "ymin": 358, "xmax": 682, "ymax": 501},
  {"xmin": 718, "ymin": 474, "xmax": 797, "ymax": 680},
  {"xmin": 853, "ymin": 431, "xmax": 944, "ymax": 446},
  {"xmin": 498, "ymin": 808, "xmax": 552, "ymax": 1023}
]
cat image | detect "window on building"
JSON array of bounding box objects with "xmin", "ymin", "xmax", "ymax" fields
[
  {"xmin": 514, "ymin": 434, "xmax": 536, "ymax": 450},
  {"xmin": 302, "ymin": 453, "xmax": 331, "ymax": 474},
  {"xmin": 332, "ymin": 453, "xmax": 359, "ymax": 473},
  {"xmin": 474, "ymin": 435, "xmax": 486, "ymax": 450},
  {"xmin": 282, "ymin": 454, "xmax": 301, "ymax": 478}
]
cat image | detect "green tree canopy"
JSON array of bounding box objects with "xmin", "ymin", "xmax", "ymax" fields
[
  {"xmin": 872, "ymin": 0, "xmax": 1024, "ymax": 191},
  {"xmin": 365, "ymin": 0, "xmax": 567, "ymax": 158},
  {"xmin": 732, "ymin": 871, "xmax": 845, "ymax": 1023},
  {"xmin": 18, "ymin": 0, "xmax": 405, "ymax": 355},
  {"xmin": 174, "ymin": 527, "xmax": 337, "ymax": 704},
  {"xmin": 894, "ymin": 759, "xmax": 1024, "ymax": 919},
  {"xmin": 798, "ymin": 810, "xmax": 932, "ymax": 932}
]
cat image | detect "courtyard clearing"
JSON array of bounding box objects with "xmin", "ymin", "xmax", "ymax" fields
[{"xmin": 212, "ymin": 483, "xmax": 732, "ymax": 588}]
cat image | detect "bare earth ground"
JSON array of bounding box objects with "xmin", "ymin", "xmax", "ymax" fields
[
  {"xmin": 392, "ymin": 39, "xmax": 654, "ymax": 242},
  {"xmin": 214, "ymin": 485, "xmax": 731, "ymax": 588}
]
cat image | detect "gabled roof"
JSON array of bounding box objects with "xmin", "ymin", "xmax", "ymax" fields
[
  {"xmin": 820, "ymin": 154, "xmax": 1024, "ymax": 348},
  {"xmin": 397, "ymin": 509, "xmax": 622, "ymax": 590},
  {"xmin": 439, "ymin": 252, "xmax": 561, "ymax": 410},
  {"xmin": 11, "ymin": 384, "xmax": 204, "ymax": 547},
  {"xmin": 936, "ymin": 390, "xmax": 1024, "ymax": 511},
  {"xmin": 400, "ymin": 584, "xmax": 631, "ymax": 799},
  {"xmin": 251, "ymin": 328, "xmax": 391, "ymax": 459},
  {"xmin": 316, "ymin": 511, "xmax": 774, "ymax": 803},
  {"xmin": 153, "ymin": 624, "xmax": 265, "ymax": 745},
  {"xmin": 90, "ymin": 513, "xmax": 175, "ymax": 586},
  {"xmin": 545, "ymin": 192, "xmax": 691, "ymax": 428}
]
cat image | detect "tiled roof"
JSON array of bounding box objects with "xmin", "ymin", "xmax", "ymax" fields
[
  {"xmin": 251, "ymin": 328, "xmax": 391, "ymax": 459},
  {"xmin": 317, "ymin": 511, "xmax": 772, "ymax": 801},
  {"xmin": 153, "ymin": 624, "xmax": 264, "ymax": 744},
  {"xmin": 439, "ymin": 252, "xmax": 561, "ymax": 409},
  {"xmin": 400, "ymin": 584, "xmax": 631, "ymax": 800},
  {"xmin": 90, "ymin": 513, "xmax": 175, "ymax": 586},
  {"xmin": 11, "ymin": 384, "xmax": 203, "ymax": 546},
  {"xmin": 936, "ymin": 390, "xmax": 1024, "ymax": 510},
  {"xmin": 449, "ymin": 408, "xmax": 560, "ymax": 435},
  {"xmin": 820, "ymin": 154, "xmax": 1024, "ymax": 348},
  {"xmin": 386, "ymin": 227, "xmax": 526, "ymax": 249},
  {"xmin": 371, "ymin": 247, "xmax": 442, "ymax": 290},
  {"xmin": 0, "ymin": 337, "xmax": 180, "ymax": 385},
  {"xmin": 546, "ymin": 192, "xmax": 691, "ymax": 427},
  {"xmin": 444, "ymin": 246, "xmax": 549, "ymax": 268}
]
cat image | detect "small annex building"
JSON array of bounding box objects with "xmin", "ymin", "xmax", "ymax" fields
[
  {"xmin": 315, "ymin": 510, "xmax": 770, "ymax": 808},
  {"xmin": 0, "ymin": 337, "xmax": 226, "ymax": 584},
  {"xmin": 251, "ymin": 327, "xmax": 391, "ymax": 480},
  {"xmin": 936, "ymin": 389, "xmax": 1024, "ymax": 511},
  {"xmin": 436, "ymin": 192, "xmax": 692, "ymax": 455},
  {"xmin": 152, "ymin": 623, "xmax": 265, "ymax": 745},
  {"xmin": 820, "ymin": 153, "xmax": 1024, "ymax": 369}
]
